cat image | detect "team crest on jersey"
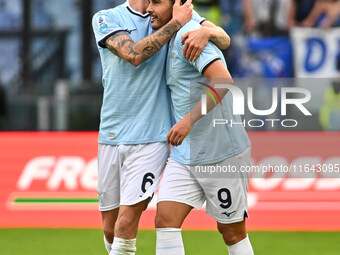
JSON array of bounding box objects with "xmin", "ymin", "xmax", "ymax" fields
[
  {"xmin": 170, "ymin": 52, "xmax": 176, "ymax": 60},
  {"xmin": 97, "ymin": 15, "xmax": 108, "ymax": 32},
  {"xmin": 170, "ymin": 52, "xmax": 176, "ymax": 68}
]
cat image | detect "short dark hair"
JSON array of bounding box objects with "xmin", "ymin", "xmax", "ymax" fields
[{"xmin": 170, "ymin": 0, "xmax": 187, "ymax": 4}]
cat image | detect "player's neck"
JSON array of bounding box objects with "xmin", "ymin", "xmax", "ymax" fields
[{"xmin": 128, "ymin": 0, "xmax": 149, "ymax": 14}]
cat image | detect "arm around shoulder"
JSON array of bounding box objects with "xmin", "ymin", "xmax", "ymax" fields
[
  {"xmin": 181, "ymin": 21, "xmax": 230, "ymax": 62},
  {"xmin": 103, "ymin": 0, "xmax": 194, "ymax": 66},
  {"xmin": 201, "ymin": 21, "xmax": 231, "ymax": 50}
]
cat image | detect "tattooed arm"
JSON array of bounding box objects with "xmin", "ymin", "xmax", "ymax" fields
[
  {"xmin": 181, "ymin": 21, "xmax": 231, "ymax": 62},
  {"xmin": 201, "ymin": 21, "xmax": 231, "ymax": 50},
  {"xmin": 105, "ymin": 0, "xmax": 193, "ymax": 66},
  {"xmin": 105, "ymin": 20, "xmax": 181, "ymax": 66}
]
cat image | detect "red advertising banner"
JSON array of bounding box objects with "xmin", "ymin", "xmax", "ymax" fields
[{"xmin": 0, "ymin": 132, "xmax": 339, "ymax": 230}]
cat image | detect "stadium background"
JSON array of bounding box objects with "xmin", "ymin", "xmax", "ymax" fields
[{"xmin": 0, "ymin": 0, "xmax": 340, "ymax": 254}]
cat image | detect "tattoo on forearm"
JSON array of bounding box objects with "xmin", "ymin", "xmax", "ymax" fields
[
  {"xmin": 107, "ymin": 44, "xmax": 118, "ymax": 56},
  {"xmin": 210, "ymin": 34, "xmax": 230, "ymax": 49},
  {"xmin": 139, "ymin": 38, "xmax": 163, "ymax": 62},
  {"xmin": 105, "ymin": 20, "xmax": 181, "ymax": 64},
  {"xmin": 214, "ymin": 36, "xmax": 228, "ymax": 45},
  {"xmin": 106, "ymin": 32, "xmax": 131, "ymax": 56},
  {"xmin": 157, "ymin": 21, "xmax": 181, "ymax": 37}
]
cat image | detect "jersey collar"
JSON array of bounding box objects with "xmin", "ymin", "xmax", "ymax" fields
[{"xmin": 126, "ymin": 0, "xmax": 150, "ymax": 18}]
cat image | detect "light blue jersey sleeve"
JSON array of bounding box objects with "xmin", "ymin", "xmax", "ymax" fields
[
  {"xmin": 92, "ymin": 10, "xmax": 125, "ymax": 48},
  {"xmin": 166, "ymin": 20, "xmax": 250, "ymax": 165},
  {"xmin": 174, "ymin": 21, "xmax": 222, "ymax": 74},
  {"xmin": 190, "ymin": 43, "xmax": 222, "ymax": 74},
  {"xmin": 92, "ymin": 9, "xmax": 203, "ymax": 49},
  {"xmin": 192, "ymin": 10, "xmax": 206, "ymax": 24}
]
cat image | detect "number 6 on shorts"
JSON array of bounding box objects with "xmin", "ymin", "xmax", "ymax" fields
[{"xmin": 141, "ymin": 172, "xmax": 155, "ymax": 193}]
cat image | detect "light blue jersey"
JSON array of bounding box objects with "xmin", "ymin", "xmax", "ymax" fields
[
  {"xmin": 166, "ymin": 20, "xmax": 251, "ymax": 165},
  {"xmin": 92, "ymin": 1, "xmax": 205, "ymax": 145}
]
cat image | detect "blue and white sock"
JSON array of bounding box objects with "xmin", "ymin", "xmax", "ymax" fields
[
  {"xmin": 156, "ymin": 228, "xmax": 185, "ymax": 255},
  {"xmin": 227, "ymin": 235, "xmax": 254, "ymax": 255},
  {"xmin": 110, "ymin": 237, "xmax": 136, "ymax": 255},
  {"xmin": 104, "ymin": 236, "xmax": 112, "ymax": 254}
]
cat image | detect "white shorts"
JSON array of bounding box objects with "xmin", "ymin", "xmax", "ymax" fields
[
  {"xmin": 157, "ymin": 147, "xmax": 251, "ymax": 224},
  {"xmin": 97, "ymin": 142, "xmax": 170, "ymax": 211}
]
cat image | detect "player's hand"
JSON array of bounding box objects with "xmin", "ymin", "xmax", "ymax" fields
[
  {"xmin": 301, "ymin": 0, "xmax": 340, "ymax": 29},
  {"xmin": 182, "ymin": 26, "xmax": 209, "ymax": 62},
  {"xmin": 244, "ymin": 16, "xmax": 256, "ymax": 32},
  {"xmin": 320, "ymin": 1, "xmax": 340, "ymax": 29},
  {"xmin": 301, "ymin": 0, "xmax": 328, "ymax": 27},
  {"xmin": 167, "ymin": 117, "xmax": 191, "ymax": 146},
  {"xmin": 172, "ymin": 0, "xmax": 193, "ymax": 28}
]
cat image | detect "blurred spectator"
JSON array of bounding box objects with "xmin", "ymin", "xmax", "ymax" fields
[
  {"xmin": 288, "ymin": 0, "xmax": 316, "ymax": 28},
  {"xmin": 220, "ymin": 0, "xmax": 244, "ymax": 35},
  {"xmin": 243, "ymin": 0, "xmax": 256, "ymax": 32},
  {"xmin": 243, "ymin": 0, "xmax": 290, "ymax": 36},
  {"xmin": 193, "ymin": 0, "xmax": 222, "ymax": 26},
  {"xmin": 301, "ymin": 0, "xmax": 340, "ymax": 28}
]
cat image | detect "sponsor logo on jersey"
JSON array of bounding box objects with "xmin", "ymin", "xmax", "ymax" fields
[
  {"xmin": 97, "ymin": 15, "xmax": 108, "ymax": 32},
  {"xmin": 126, "ymin": 28, "xmax": 136, "ymax": 34}
]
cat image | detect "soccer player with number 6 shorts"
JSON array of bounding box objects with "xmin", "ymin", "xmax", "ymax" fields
[
  {"xmin": 92, "ymin": 0, "xmax": 230, "ymax": 254},
  {"xmin": 147, "ymin": 0, "xmax": 255, "ymax": 254}
]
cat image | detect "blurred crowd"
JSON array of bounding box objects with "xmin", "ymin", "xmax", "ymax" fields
[
  {"xmin": 0, "ymin": 0, "xmax": 338, "ymax": 92},
  {"xmin": 0, "ymin": 0, "xmax": 339, "ymax": 87},
  {"xmin": 194, "ymin": 0, "xmax": 340, "ymax": 36},
  {"xmin": 0, "ymin": 0, "xmax": 339, "ymax": 131},
  {"xmin": 0, "ymin": 0, "xmax": 340, "ymax": 37}
]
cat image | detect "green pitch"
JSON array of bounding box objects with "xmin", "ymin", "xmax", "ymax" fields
[{"xmin": 1, "ymin": 229, "xmax": 340, "ymax": 255}]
